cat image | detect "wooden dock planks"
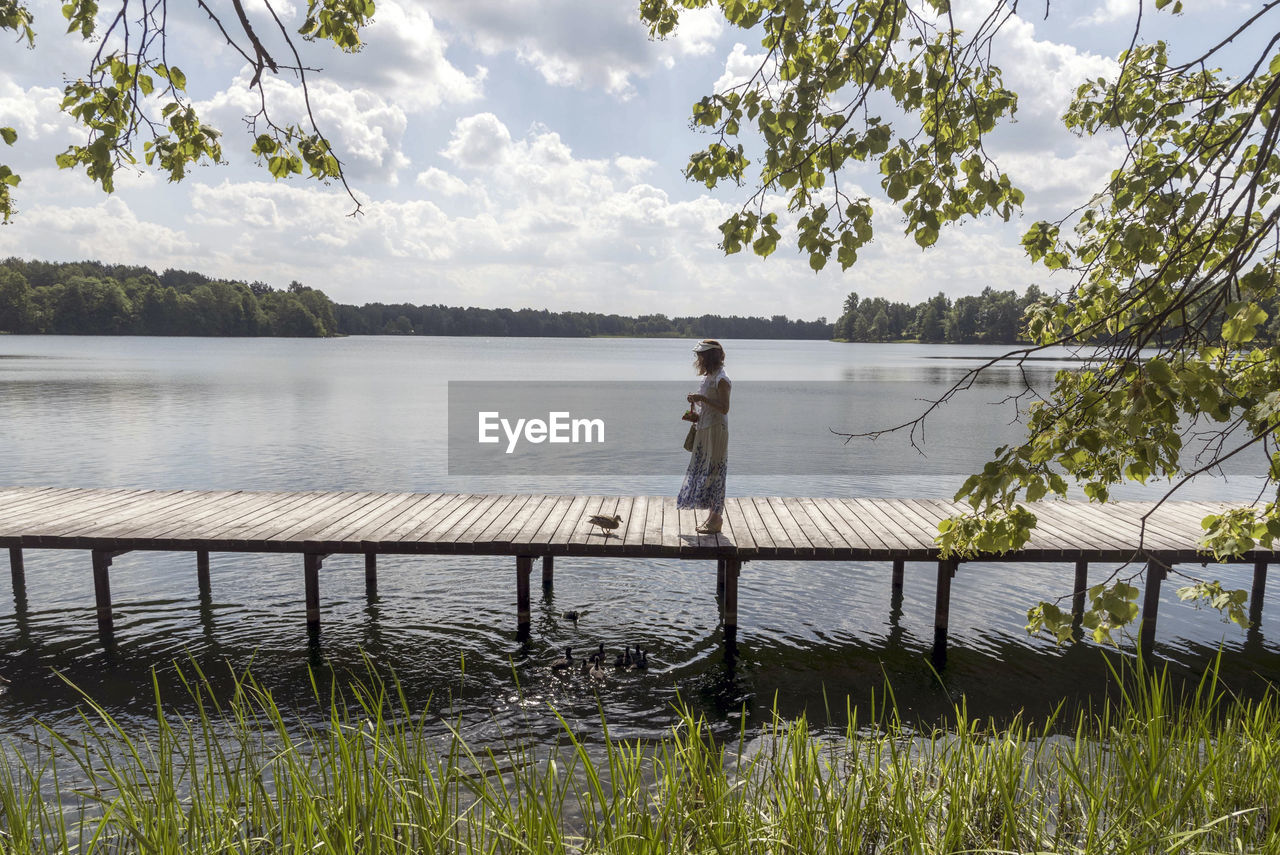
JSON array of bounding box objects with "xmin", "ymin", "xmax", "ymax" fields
[{"xmin": 0, "ymin": 486, "xmax": 1268, "ymax": 564}]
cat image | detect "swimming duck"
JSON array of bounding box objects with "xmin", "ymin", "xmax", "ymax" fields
[
  {"xmin": 549, "ymin": 646, "xmax": 573, "ymax": 670},
  {"xmin": 627, "ymin": 645, "xmax": 648, "ymax": 672},
  {"xmin": 587, "ymin": 514, "xmax": 623, "ymax": 537},
  {"xmin": 562, "ymin": 609, "xmax": 582, "ymax": 622}
]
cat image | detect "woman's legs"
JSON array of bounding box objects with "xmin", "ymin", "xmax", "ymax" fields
[{"xmin": 683, "ymin": 425, "xmax": 727, "ymax": 532}]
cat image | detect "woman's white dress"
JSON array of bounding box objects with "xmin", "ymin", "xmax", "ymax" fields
[{"xmin": 677, "ymin": 367, "xmax": 730, "ymax": 514}]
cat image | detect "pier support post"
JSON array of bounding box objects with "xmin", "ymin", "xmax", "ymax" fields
[
  {"xmin": 931, "ymin": 559, "xmax": 958, "ymax": 669},
  {"xmin": 716, "ymin": 558, "xmax": 726, "ymax": 597},
  {"xmin": 1071, "ymin": 560, "xmax": 1089, "ymax": 640},
  {"xmin": 1140, "ymin": 559, "xmax": 1168, "ymax": 653},
  {"xmin": 891, "ymin": 559, "xmax": 905, "ymax": 595},
  {"xmin": 196, "ymin": 550, "xmax": 210, "ymax": 596},
  {"xmin": 197, "ymin": 573, "xmax": 215, "ymax": 639},
  {"xmin": 9, "ymin": 546, "xmax": 29, "ymax": 638},
  {"xmin": 541, "ymin": 555, "xmax": 554, "ymax": 588},
  {"xmin": 1250, "ymin": 560, "xmax": 1268, "ymax": 630},
  {"xmin": 304, "ymin": 554, "xmax": 324, "ymax": 627},
  {"xmin": 365, "ymin": 553, "xmax": 378, "ymax": 596},
  {"xmin": 722, "ymin": 559, "xmax": 741, "ymax": 629},
  {"xmin": 516, "ymin": 556, "xmax": 533, "ymax": 628},
  {"xmin": 9, "ymin": 546, "xmax": 24, "ymax": 591},
  {"xmin": 92, "ymin": 549, "xmax": 128, "ymax": 642},
  {"xmin": 888, "ymin": 571, "xmax": 905, "ymax": 647}
]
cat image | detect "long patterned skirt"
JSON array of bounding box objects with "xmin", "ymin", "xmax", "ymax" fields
[{"xmin": 677, "ymin": 424, "xmax": 728, "ymax": 513}]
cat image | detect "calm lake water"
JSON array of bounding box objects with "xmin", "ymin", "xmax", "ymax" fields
[{"xmin": 0, "ymin": 335, "xmax": 1276, "ymax": 744}]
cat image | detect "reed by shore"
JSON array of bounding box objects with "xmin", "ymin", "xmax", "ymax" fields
[{"xmin": 1, "ymin": 655, "xmax": 1277, "ymax": 853}]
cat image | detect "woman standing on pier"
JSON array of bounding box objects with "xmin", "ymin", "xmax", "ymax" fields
[{"xmin": 678, "ymin": 339, "xmax": 731, "ymax": 534}]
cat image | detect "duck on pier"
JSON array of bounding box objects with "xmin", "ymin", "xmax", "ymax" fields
[{"xmin": 587, "ymin": 514, "xmax": 623, "ymax": 537}]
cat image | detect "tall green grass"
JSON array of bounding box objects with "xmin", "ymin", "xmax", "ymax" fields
[{"xmin": 1, "ymin": 655, "xmax": 1278, "ymax": 853}]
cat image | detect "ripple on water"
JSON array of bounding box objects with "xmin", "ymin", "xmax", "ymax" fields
[
  {"xmin": 2, "ymin": 544, "xmax": 1279, "ymax": 742},
  {"xmin": 2, "ymin": 337, "xmax": 1279, "ymax": 791}
]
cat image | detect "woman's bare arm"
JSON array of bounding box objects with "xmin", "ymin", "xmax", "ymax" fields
[{"xmin": 691, "ymin": 380, "xmax": 731, "ymax": 414}]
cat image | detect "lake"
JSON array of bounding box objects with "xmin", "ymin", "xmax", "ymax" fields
[{"xmin": 0, "ymin": 335, "xmax": 1276, "ymax": 744}]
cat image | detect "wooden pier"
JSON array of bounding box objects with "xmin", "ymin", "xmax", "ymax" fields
[{"xmin": 0, "ymin": 486, "xmax": 1272, "ymax": 664}]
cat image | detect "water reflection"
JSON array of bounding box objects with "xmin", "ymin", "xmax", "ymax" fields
[
  {"xmin": 1, "ymin": 558, "xmax": 1277, "ymax": 740},
  {"xmin": 0, "ymin": 337, "xmax": 1276, "ymax": 752},
  {"xmin": 887, "ymin": 582, "xmax": 906, "ymax": 650}
]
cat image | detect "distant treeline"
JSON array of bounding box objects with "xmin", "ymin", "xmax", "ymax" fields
[
  {"xmin": 0, "ymin": 258, "xmax": 834, "ymax": 339},
  {"xmin": 0, "ymin": 258, "xmax": 338, "ymax": 336},
  {"xmin": 335, "ymin": 303, "xmax": 833, "ymax": 338},
  {"xmin": 836, "ymin": 284, "xmax": 1280, "ymax": 345},
  {"xmin": 835, "ymin": 286, "xmax": 1046, "ymax": 344}
]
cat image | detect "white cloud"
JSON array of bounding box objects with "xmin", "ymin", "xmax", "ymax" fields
[
  {"xmin": 1, "ymin": 0, "xmax": 1167, "ymax": 320},
  {"xmin": 415, "ymin": 167, "xmax": 470, "ymax": 197},
  {"xmin": 0, "ymin": 90, "xmax": 1047, "ymax": 320},
  {"xmin": 0, "ymin": 82, "xmax": 69, "ymax": 144},
  {"xmin": 318, "ymin": 1, "xmax": 487, "ymax": 110},
  {"xmin": 669, "ymin": 8, "xmax": 725, "ymax": 58},
  {"xmin": 0, "ymin": 196, "xmax": 197, "ymax": 261},
  {"xmin": 141, "ymin": 119, "xmax": 752, "ymax": 310},
  {"xmin": 990, "ymin": 14, "xmax": 1117, "ymax": 120},
  {"xmin": 1000, "ymin": 145, "xmax": 1124, "ymax": 196},
  {"xmin": 1074, "ymin": 0, "xmax": 1137, "ymax": 26},
  {"xmin": 0, "ymin": 0, "xmax": 98, "ymax": 85},
  {"xmin": 441, "ymin": 113, "xmax": 514, "ymax": 169},
  {"xmin": 946, "ymin": 8, "xmax": 1125, "ymax": 216},
  {"xmin": 198, "ymin": 72, "xmax": 412, "ymax": 182},
  {"xmin": 430, "ymin": 0, "xmax": 723, "ymax": 99},
  {"xmin": 614, "ymin": 156, "xmax": 656, "ymax": 182},
  {"xmin": 714, "ymin": 43, "xmax": 768, "ymax": 92}
]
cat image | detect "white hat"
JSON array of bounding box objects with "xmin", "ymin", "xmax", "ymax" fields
[{"xmin": 692, "ymin": 339, "xmax": 723, "ymax": 352}]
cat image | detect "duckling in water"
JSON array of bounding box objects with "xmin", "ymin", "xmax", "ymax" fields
[
  {"xmin": 578, "ymin": 646, "xmax": 607, "ymax": 680},
  {"xmin": 562, "ymin": 609, "xmax": 584, "ymax": 622},
  {"xmin": 627, "ymin": 645, "xmax": 648, "ymax": 672},
  {"xmin": 614, "ymin": 646, "xmax": 631, "ymax": 668},
  {"xmin": 586, "ymin": 513, "xmax": 623, "ymax": 537},
  {"xmin": 549, "ymin": 646, "xmax": 573, "ymax": 670}
]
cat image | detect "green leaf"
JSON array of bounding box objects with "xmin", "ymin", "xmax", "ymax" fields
[
  {"xmin": 0, "ymin": 127, "xmax": 15, "ymax": 146},
  {"xmin": 1144, "ymin": 358, "xmax": 1173, "ymax": 385},
  {"xmin": 914, "ymin": 225, "xmax": 938, "ymax": 248},
  {"xmin": 752, "ymin": 233, "xmax": 777, "ymax": 258}
]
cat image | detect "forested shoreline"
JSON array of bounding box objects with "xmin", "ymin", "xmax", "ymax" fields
[
  {"xmin": 334, "ymin": 301, "xmax": 832, "ymax": 338},
  {"xmin": 833, "ymin": 287, "xmax": 1043, "ymax": 344},
  {"xmin": 0, "ymin": 258, "xmax": 340, "ymax": 337},
  {"xmin": 0, "ymin": 258, "xmax": 833, "ymax": 339},
  {"xmin": 24, "ymin": 256, "xmax": 1265, "ymax": 346}
]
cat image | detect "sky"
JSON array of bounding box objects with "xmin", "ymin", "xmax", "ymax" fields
[{"xmin": 0, "ymin": 0, "xmax": 1257, "ymax": 320}]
